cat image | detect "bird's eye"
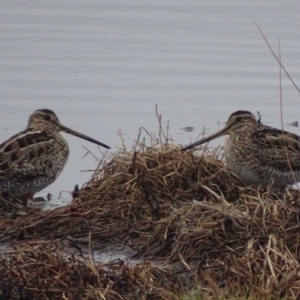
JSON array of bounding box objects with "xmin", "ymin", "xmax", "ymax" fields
[
  {"xmin": 44, "ymin": 115, "xmax": 51, "ymax": 121},
  {"xmin": 236, "ymin": 117, "xmax": 242, "ymax": 122}
]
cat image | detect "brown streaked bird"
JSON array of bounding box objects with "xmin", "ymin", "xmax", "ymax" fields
[
  {"xmin": 182, "ymin": 110, "xmax": 300, "ymax": 190},
  {"xmin": 0, "ymin": 109, "xmax": 110, "ymax": 204}
]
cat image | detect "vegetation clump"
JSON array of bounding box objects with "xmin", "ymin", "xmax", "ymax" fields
[{"xmin": 0, "ymin": 119, "xmax": 300, "ymax": 299}]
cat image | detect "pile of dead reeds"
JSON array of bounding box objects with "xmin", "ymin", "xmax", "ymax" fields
[
  {"xmin": 1, "ymin": 116, "xmax": 300, "ymax": 299},
  {"xmin": 0, "ymin": 240, "xmax": 192, "ymax": 300},
  {"xmin": 0, "ymin": 140, "xmax": 242, "ymax": 245}
]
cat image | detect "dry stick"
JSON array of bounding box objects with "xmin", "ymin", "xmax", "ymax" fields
[
  {"xmin": 117, "ymin": 129, "xmax": 126, "ymax": 151},
  {"xmin": 80, "ymin": 152, "xmax": 108, "ymax": 174},
  {"xmin": 279, "ymin": 41, "xmax": 297, "ymax": 188},
  {"xmin": 279, "ymin": 39, "xmax": 283, "ymax": 130},
  {"xmin": 257, "ymin": 111, "xmax": 262, "ymax": 124},
  {"xmin": 134, "ymin": 127, "xmax": 143, "ymax": 151},
  {"xmin": 254, "ymin": 21, "xmax": 300, "ymax": 94},
  {"xmin": 134, "ymin": 127, "xmax": 150, "ymax": 151},
  {"xmin": 166, "ymin": 119, "xmax": 170, "ymax": 143},
  {"xmin": 256, "ymin": 22, "xmax": 299, "ymax": 189},
  {"xmin": 94, "ymin": 153, "xmax": 107, "ymax": 172},
  {"xmin": 131, "ymin": 127, "xmax": 147, "ymax": 175},
  {"xmin": 155, "ymin": 104, "xmax": 167, "ymax": 145},
  {"xmin": 155, "ymin": 104, "xmax": 164, "ymax": 150},
  {"xmin": 82, "ymin": 145, "xmax": 98, "ymax": 160}
]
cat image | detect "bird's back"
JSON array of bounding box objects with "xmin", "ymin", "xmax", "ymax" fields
[
  {"xmin": 224, "ymin": 127, "xmax": 300, "ymax": 188},
  {"xmin": 0, "ymin": 128, "xmax": 69, "ymax": 196}
]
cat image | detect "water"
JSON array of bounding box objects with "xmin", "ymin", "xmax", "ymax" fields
[{"xmin": 1, "ymin": 0, "xmax": 300, "ymax": 208}]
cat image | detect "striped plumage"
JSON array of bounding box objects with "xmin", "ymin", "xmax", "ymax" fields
[
  {"xmin": 182, "ymin": 110, "xmax": 300, "ymax": 189},
  {"xmin": 0, "ymin": 109, "xmax": 110, "ymax": 200}
]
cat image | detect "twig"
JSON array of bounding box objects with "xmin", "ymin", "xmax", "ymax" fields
[{"xmin": 254, "ymin": 21, "xmax": 300, "ymax": 94}]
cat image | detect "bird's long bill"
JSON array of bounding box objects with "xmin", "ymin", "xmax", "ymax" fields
[
  {"xmin": 181, "ymin": 126, "xmax": 228, "ymax": 151},
  {"xmin": 62, "ymin": 125, "xmax": 111, "ymax": 149}
]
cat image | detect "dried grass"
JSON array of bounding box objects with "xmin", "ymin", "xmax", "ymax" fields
[
  {"xmin": 1, "ymin": 112, "xmax": 300, "ymax": 299},
  {"xmin": 0, "ymin": 241, "xmax": 189, "ymax": 300}
]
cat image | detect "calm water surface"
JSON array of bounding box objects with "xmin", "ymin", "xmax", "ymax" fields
[{"xmin": 1, "ymin": 1, "xmax": 300, "ymax": 207}]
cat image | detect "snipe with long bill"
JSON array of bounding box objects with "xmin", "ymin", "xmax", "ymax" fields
[
  {"xmin": 0, "ymin": 109, "xmax": 110, "ymax": 202},
  {"xmin": 182, "ymin": 110, "xmax": 300, "ymax": 189}
]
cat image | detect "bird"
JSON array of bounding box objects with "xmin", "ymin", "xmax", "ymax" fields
[
  {"xmin": 0, "ymin": 108, "xmax": 110, "ymax": 204},
  {"xmin": 181, "ymin": 110, "xmax": 300, "ymax": 190}
]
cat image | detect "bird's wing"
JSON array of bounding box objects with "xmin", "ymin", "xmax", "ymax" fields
[
  {"xmin": 250, "ymin": 128, "xmax": 300, "ymax": 172},
  {"xmin": 0, "ymin": 129, "xmax": 60, "ymax": 181}
]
